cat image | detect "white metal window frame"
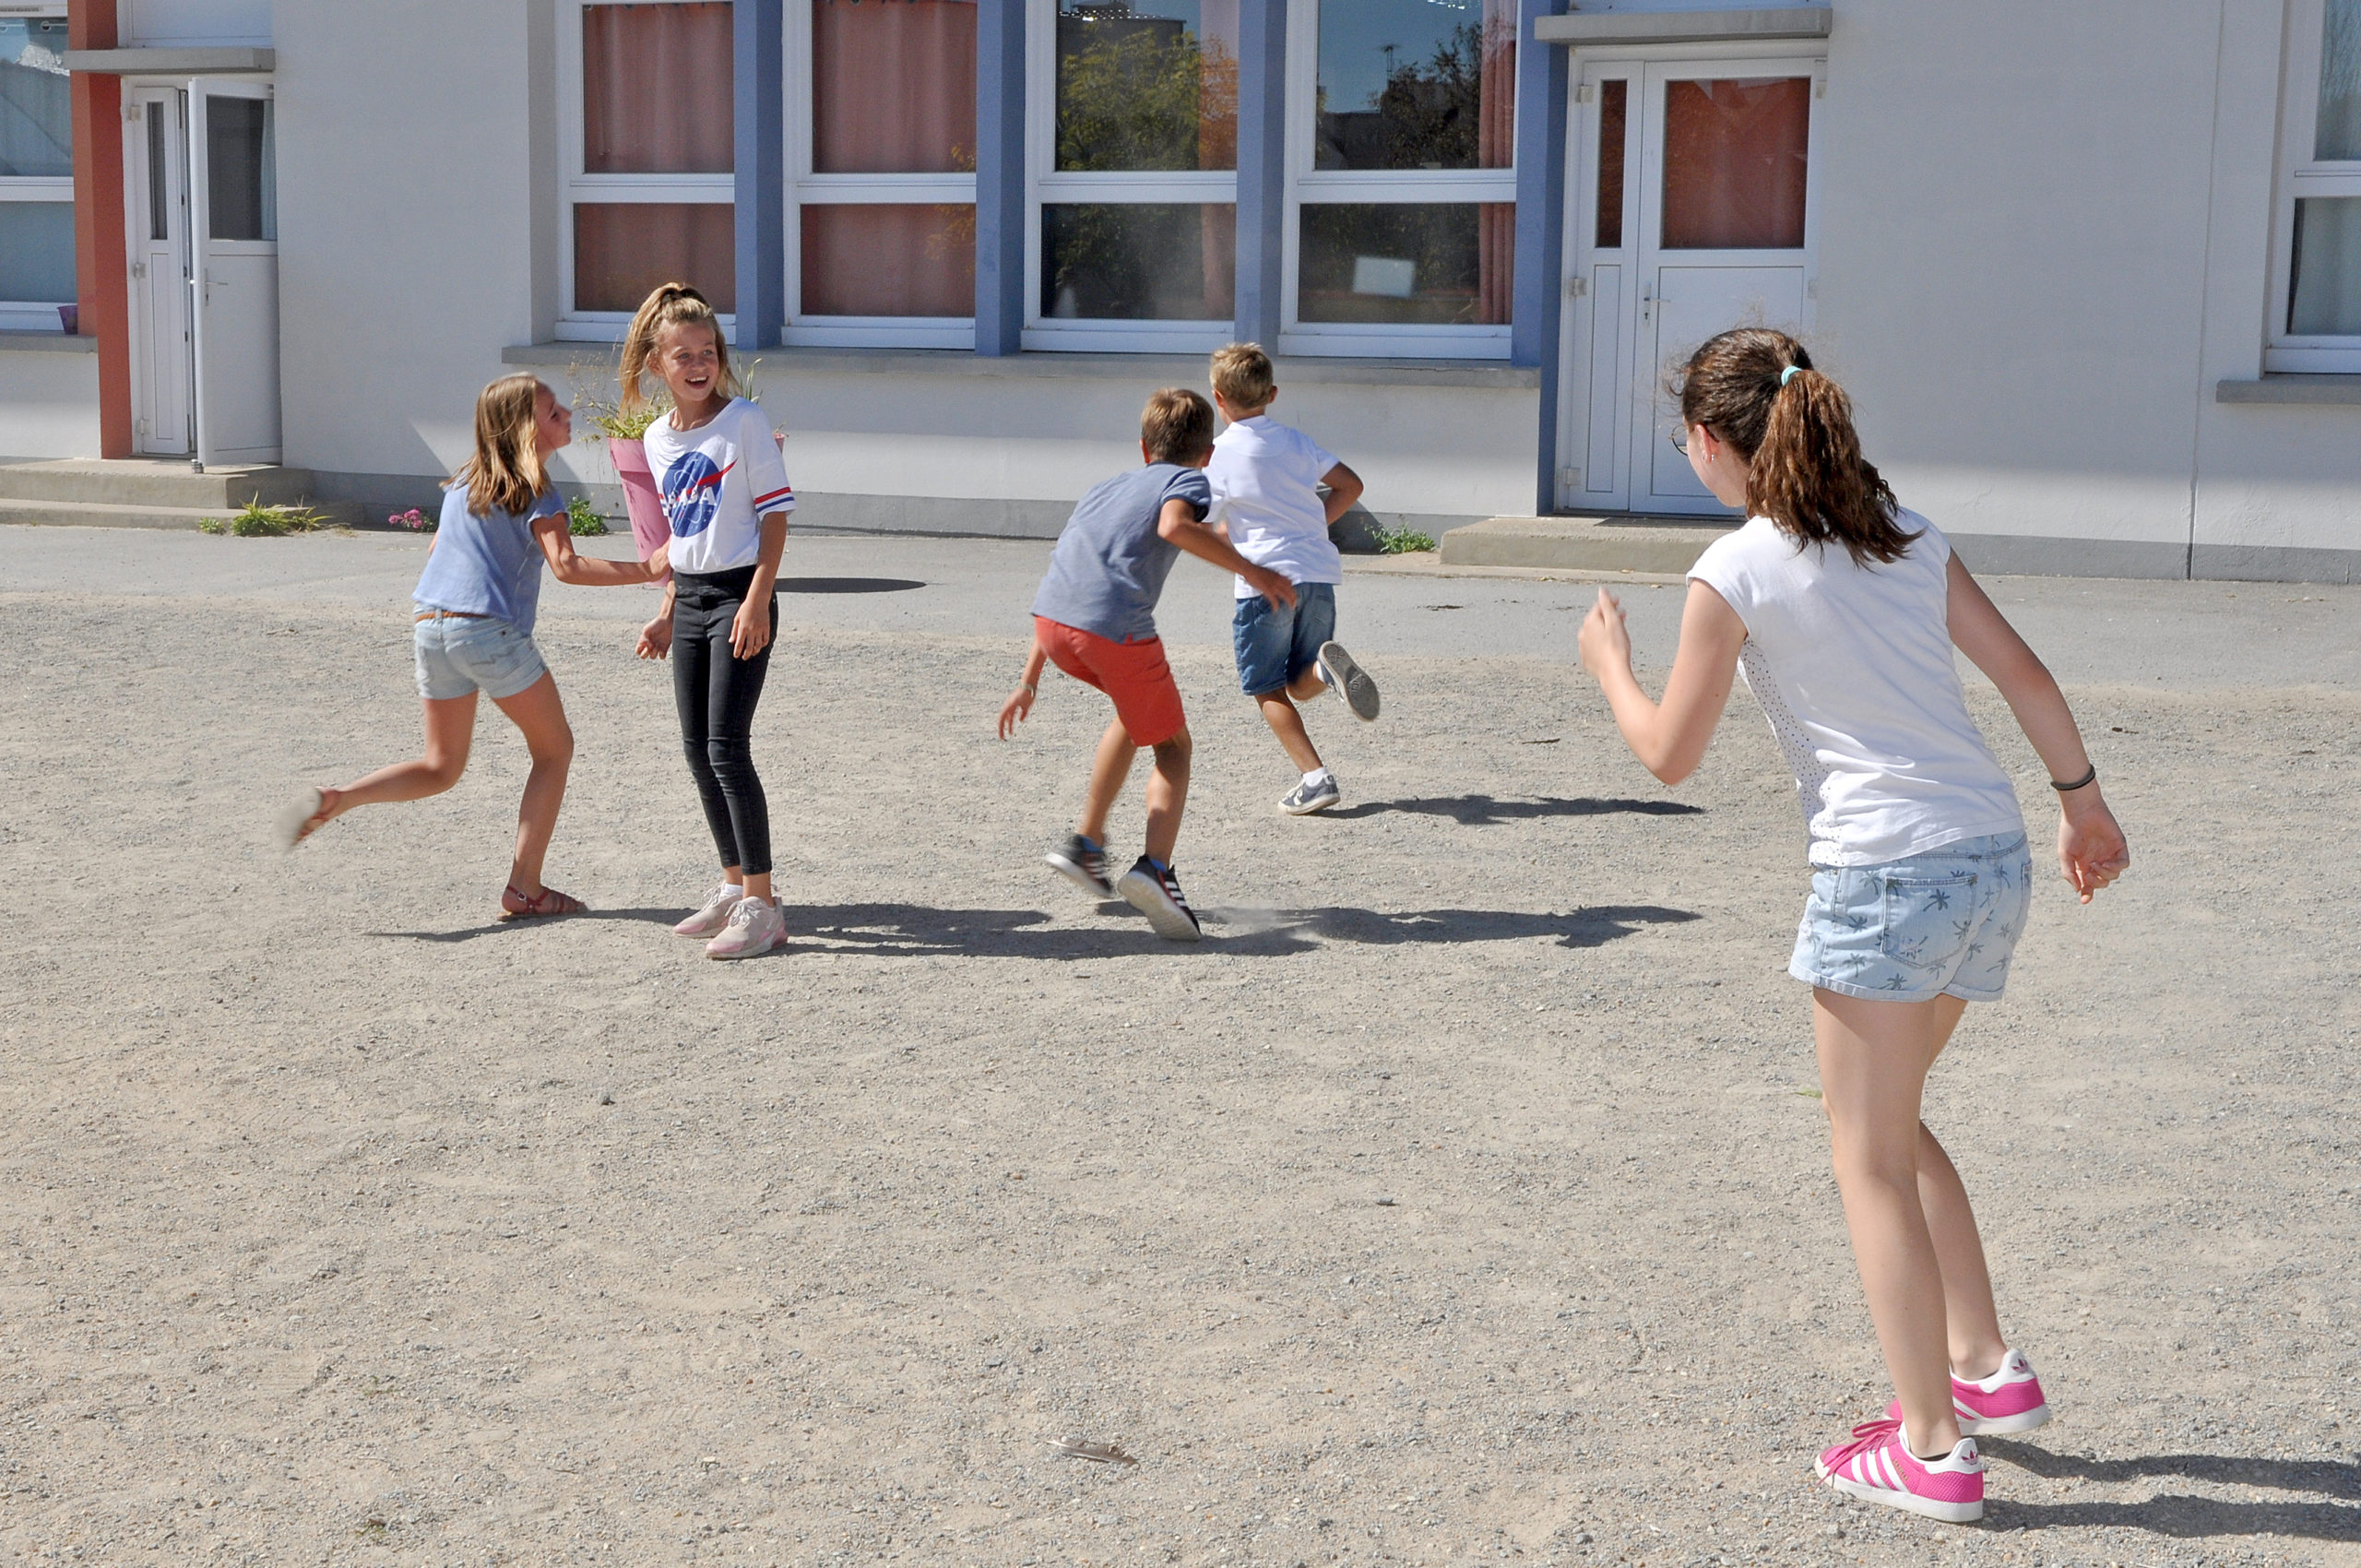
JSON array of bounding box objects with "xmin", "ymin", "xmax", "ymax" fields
[
  {"xmin": 555, "ymin": 0, "xmax": 735, "ymax": 342},
  {"xmin": 783, "ymin": 0, "xmax": 976, "ymax": 348},
  {"xmin": 0, "ymin": 2, "xmax": 75, "ymax": 329},
  {"xmin": 1278, "ymin": 0, "xmax": 1515, "ymax": 361},
  {"xmin": 2268, "ymin": 0, "xmax": 2361, "ymax": 373},
  {"xmin": 1023, "ymin": 0, "xmax": 1239, "ymax": 352}
]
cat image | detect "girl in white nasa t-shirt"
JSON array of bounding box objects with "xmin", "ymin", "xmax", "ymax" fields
[
  {"xmin": 622, "ymin": 283, "xmax": 798, "ymax": 960},
  {"xmin": 1576, "ymin": 328, "xmax": 2129, "ymax": 1525}
]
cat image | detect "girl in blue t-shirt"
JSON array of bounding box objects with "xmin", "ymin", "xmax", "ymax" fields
[{"xmin": 276, "ymin": 374, "xmax": 667, "ymax": 918}]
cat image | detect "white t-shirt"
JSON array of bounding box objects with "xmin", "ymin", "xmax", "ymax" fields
[
  {"xmin": 641, "ymin": 397, "xmax": 795, "ymax": 576},
  {"xmin": 1205, "ymin": 414, "xmax": 1343, "ymax": 599},
  {"xmin": 1687, "ymin": 511, "xmax": 2025, "ymax": 867}
]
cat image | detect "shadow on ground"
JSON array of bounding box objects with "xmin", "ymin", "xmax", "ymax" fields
[
  {"xmin": 777, "ymin": 576, "xmax": 924, "ymax": 594},
  {"xmin": 1981, "ymin": 1440, "xmax": 2361, "ymax": 1538},
  {"xmin": 1324, "ymin": 795, "xmax": 1703, "ymax": 826}
]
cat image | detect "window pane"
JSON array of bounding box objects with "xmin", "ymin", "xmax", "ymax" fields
[
  {"xmin": 1056, "ymin": 0, "xmax": 1238, "ymax": 172},
  {"xmin": 207, "ymin": 96, "xmax": 277, "ymax": 243},
  {"xmin": 0, "ymin": 18, "xmax": 73, "ymax": 178},
  {"xmin": 0, "ymin": 200, "xmax": 75, "ymax": 303},
  {"xmin": 1661, "ymin": 77, "xmax": 1809, "ymax": 250},
  {"xmin": 813, "ymin": 0, "xmax": 977, "ymax": 173},
  {"xmin": 575, "ymin": 203, "xmax": 737, "ymax": 314},
  {"xmin": 1314, "ymin": 0, "xmax": 1514, "ymax": 172},
  {"xmin": 2321, "ymin": 0, "xmax": 2361, "ymax": 160},
  {"xmin": 1299, "ymin": 202, "xmax": 1512, "ymax": 326},
  {"xmin": 1596, "ymin": 78, "xmax": 1627, "ymax": 248},
  {"xmin": 584, "ymin": 3, "xmax": 734, "ymax": 174},
  {"xmin": 2289, "ymin": 196, "xmax": 2361, "ymax": 335},
  {"xmin": 1041, "ymin": 202, "xmax": 1235, "ymax": 319},
  {"xmin": 802, "ymin": 204, "xmax": 975, "ymax": 316},
  {"xmin": 148, "ymin": 105, "xmax": 171, "ymax": 242}
]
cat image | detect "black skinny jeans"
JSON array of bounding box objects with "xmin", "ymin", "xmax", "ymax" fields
[{"xmin": 671, "ymin": 565, "xmax": 777, "ymax": 878}]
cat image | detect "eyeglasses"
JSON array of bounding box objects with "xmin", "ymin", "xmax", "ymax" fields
[{"xmin": 1668, "ymin": 425, "xmax": 1698, "ymax": 457}]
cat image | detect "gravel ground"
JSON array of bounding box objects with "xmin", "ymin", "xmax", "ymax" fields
[{"xmin": 0, "ymin": 530, "xmax": 2355, "ymax": 1566}]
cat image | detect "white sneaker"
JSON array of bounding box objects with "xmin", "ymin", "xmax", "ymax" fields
[
  {"xmin": 672, "ymin": 884, "xmax": 744, "ymax": 937},
  {"xmin": 706, "ymin": 896, "xmax": 788, "ymax": 960}
]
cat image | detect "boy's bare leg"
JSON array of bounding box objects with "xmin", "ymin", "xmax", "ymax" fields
[
  {"xmin": 1142, "ymin": 730, "xmax": 1192, "ymax": 864},
  {"xmin": 1077, "ymin": 718, "xmax": 1138, "ymax": 846},
  {"xmin": 1254, "ymin": 691, "xmax": 1324, "ymax": 774}
]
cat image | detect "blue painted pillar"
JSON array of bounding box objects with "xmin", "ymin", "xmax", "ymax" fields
[
  {"xmin": 976, "ymin": 0, "xmax": 1027, "ymax": 355},
  {"xmin": 1511, "ymin": 0, "xmax": 1568, "ymax": 511},
  {"xmin": 733, "ymin": 0, "xmax": 786, "ymax": 350},
  {"xmin": 1232, "ymin": 0, "xmax": 1287, "ymax": 347}
]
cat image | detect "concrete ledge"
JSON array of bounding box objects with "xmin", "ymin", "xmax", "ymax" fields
[
  {"xmin": 64, "ymin": 46, "xmax": 275, "ymax": 73},
  {"xmin": 1535, "ymin": 6, "xmax": 1831, "ymax": 46},
  {"xmin": 1946, "ymin": 532, "xmax": 2189, "ymax": 581},
  {"xmin": 0, "ymin": 332, "xmax": 97, "ymax": 355},
  {"xmin": 1442, "ymin": 515, "xmax": 1735, "ymax": 573},
  {"xmin": 504, "ymin": 341, "xmax": 1539, "ymax": 390},
  {"xmin": 2191, "ymin": 542, "xmax": 2361, "ymax": 585},
  {"xmin": 2214, "ymin": 375, "xmax": 2361, "ymax": 406}
]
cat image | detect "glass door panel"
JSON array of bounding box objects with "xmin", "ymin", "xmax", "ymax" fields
[{"xmin": 1660, "ymin": 77, "xmax": 1809, "ymax": 250}]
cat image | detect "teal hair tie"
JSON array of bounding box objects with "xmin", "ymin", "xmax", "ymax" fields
[{"xmin": 1780, "ymin": 365, "xmax": 1803, "ymax": 387}]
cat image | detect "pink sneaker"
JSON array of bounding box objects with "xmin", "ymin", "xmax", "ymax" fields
[
  {"xmin": 1883, "ymin": 1348, "xmax": 2052, "ymax": 1435},
  {"xmin": 706, "ymin": 895, "xmax": 787, "ymax": 960},
  {"xmin": 1816, "ymin": 1418, "xmax": 1985, "ymax": 1522},
  {"xmin": 672, "ymin": 884, "xmax": 744, "ymax": 937}
]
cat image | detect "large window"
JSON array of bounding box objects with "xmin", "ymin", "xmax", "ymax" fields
[
  {"xmin": 789, "ymin": 0, "xmax": 977, "ymax": 346},
  {"xmin": 1285, "ymin": 0, "xmax": 1514, "ymax": 357},
  {"xmin": 1026, "ymin": 0, "xmax": 1240, "ymax": 350},
  {"xmin": 2272, "ymin": 0, "xmax": 2361, "ymax": 372},
  {"xmin": 560, "ymin": 1, "xmax": 736, "ymax": 339},
  {"xmin": 0, "ymin": 11, "xmax": 75, "ymax": 331}
]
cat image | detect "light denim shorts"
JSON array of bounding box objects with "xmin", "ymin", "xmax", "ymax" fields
[
  {"xmin": 412, "ymin": 611, "xmax": 548, "ymax": 702},
  {"xmin": 1789, "ymin": 831, "xmax": 2034, "ymax": 1004}
]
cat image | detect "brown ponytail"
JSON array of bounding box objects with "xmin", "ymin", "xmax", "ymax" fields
[
  {"xmin": 619, "ymin": 281, "xmax": 737, "ymax": 418},
  {"xmin": 1674, "ymin": 327, "xmax": 1913, "ymax": 566}
]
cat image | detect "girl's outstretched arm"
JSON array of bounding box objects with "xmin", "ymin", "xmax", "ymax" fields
[
  {"xmin": 1945, "ymin": 554, "xmax": 2130, "ymax": 901},
  {"xmin": 1577, "ymin": 581, "xmax": 1745, "ymax": 785},
  {"xmin": 533, "ymin": 515, "xmax": 667, "ymax": 586}
]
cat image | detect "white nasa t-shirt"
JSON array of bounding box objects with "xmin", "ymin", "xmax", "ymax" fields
[{"xmin": 640, "ymin": 398, "xmax": 794, "ymax": 576}]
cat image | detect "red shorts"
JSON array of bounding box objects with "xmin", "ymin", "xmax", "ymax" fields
[{"xmin": 1035, "ymin": 616, "xmax": 1187, "ymax": 747}]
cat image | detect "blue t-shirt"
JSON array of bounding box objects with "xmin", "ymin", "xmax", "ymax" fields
[
  {"xmin": 411, "ymin": 482, "xmax": 565, "ymax": 634},
  {"xmin": 1029, "ymin": 464, "xmax": 1210, "ymax": 643}
]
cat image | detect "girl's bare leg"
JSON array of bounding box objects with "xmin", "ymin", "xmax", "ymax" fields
[
  {"xmin": 314, "ymin": 694, "xmax": 481, "ymax": 826},
  {"xmin": 1142, "ymin": 729, "xmax": 1192, "ymax": 865},
  {"xmin": 488, "ymin": 673, "xmax": 575, "ymax": 898},
  {"xmin": 1814, "ymin": 989, "xmax": 1969, "ymax": 1457},
  {"xmin": 1916, "ymin": 1123, "xmax": 2010, "ymax": 1379},
  {"xmin": 1077, "ymin": 718, "xmax": 1138, "ymax": 847}
]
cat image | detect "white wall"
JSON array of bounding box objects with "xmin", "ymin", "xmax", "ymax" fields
[
  {"xmin": 0, "ymin": 349, "xmax": 101, "ymax": 458},
  {"xmin": 118, "ymin": 0, "xmax": 269, "ymax": 45}
]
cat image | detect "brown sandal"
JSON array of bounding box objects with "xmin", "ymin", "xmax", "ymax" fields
[{"xmin": 500, "ymin": 885, "xmax": 586, "ymax": 920}]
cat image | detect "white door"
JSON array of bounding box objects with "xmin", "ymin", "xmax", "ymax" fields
[
  {"xmin": 1559, "ymin": 56, "xmax": 1821, "ymax": 516},
  {"xmin": 187, "ymin": 78, "xmax": 280, "ymax": 467},
  {"xmin": 125, "ymin": 88, "xmax": 194, "ymax": 457}
]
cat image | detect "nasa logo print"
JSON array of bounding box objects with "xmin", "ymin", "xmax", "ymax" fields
[{"xmin": 660, "ymin": 451, "xmax": 733, "ymax": 540}]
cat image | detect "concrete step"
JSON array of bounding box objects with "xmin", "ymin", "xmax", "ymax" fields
[
  {"xmin": 1441, "ymin": 514, "xmax": 1738, "ymax": 574},
  {"xmin": 0, "ymin": 495, "xmax": 367, "ymax": 531},
  {"xmin": 0, "ymin": 457, "xmax": 324, "ymax": 509}
]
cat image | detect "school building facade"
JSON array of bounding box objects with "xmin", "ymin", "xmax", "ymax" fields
[{"xmin": 3, "ymin": 0, "xmax": 2355, "ymax": 579}]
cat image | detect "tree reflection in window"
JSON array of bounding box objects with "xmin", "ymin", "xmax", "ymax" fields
[
  {"xmin": 1314, "ymin": 0, "xmax": 1513, "ymax": 173},
  {"xmin": 1055, "ymin": 2, "xmax": 1238, "ymax": 172}
]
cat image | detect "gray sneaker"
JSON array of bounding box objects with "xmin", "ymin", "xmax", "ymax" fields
[
  {"xmin": 1115, "ymin": 857, "xmax": 1201, "ymax": 942},
  {"xmin": 1043, "ymin": 833, "xmax": 1113, "ymax": 897},
  {"xmin": 706, "ymin": 895, "xmax": 788, "ymax": 960},
  {"xmin": 1316, "ymin": 641, "xmax": 1380, "ymax": 721},
  {"xmin": 1279, "ymin": 774, "xmax": 1341, "ymax": 814}
]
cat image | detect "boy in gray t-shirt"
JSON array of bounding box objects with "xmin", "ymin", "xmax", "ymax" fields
[{"xmin": 998, "ymin": 389, "xmax": 1294, "ymax": 942}]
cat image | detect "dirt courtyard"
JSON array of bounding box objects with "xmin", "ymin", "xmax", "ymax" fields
[{"xmin": 1, "ymin": 530, "xmax": 2355, "ymax": 1566}]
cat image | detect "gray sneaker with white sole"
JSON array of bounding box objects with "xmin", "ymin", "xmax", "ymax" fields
[
  {"xmin": 1316, "ymin": 641, "xmax": 1380, "ymax": 721},
  {"xmin": 1279, "ymin": 775, "xmax": 1341, "ymax": 814}
]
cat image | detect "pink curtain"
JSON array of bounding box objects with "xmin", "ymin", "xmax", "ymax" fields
[
  {"xmin": 813, "ymin": 0, "xmax": 978, "ymax": 173},
  {"xmin": 583, "ymin": 4, "xmax": 735, "ymax": 173},
  {"xmin": 1476, "ymin": 0, "xmax": 1515, "ymax": 325},
  {"xmin": 801, "ymin": 204, "xmax": 976, "ymax": 316},
  {"xmin": 577, "ymin": 204, "xmax": 737, "ymax": 313},
  {"xmin": 1661, "ymin": 77, "xmax": 1810, "ymax": 250}
]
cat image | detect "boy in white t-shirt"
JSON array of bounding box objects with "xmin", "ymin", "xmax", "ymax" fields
[{"xmin": 1204, "ymin": 343, "xmax": 1380, "ymax": 815}]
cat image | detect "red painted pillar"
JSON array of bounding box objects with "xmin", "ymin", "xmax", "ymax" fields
[{"xmin": 70, "ymin": 0, "xmax": 132, "ymax": 458}]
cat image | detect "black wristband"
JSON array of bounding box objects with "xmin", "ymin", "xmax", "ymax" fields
[{"xmin": 2050, "ymin": 764, "xmax": 2097, "ymax": 792}]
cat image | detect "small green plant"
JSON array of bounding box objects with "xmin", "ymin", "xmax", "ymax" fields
[
  {"xmin": 565, "ymin": 495, "xmax": 609, "ymax": 537},
  {"xmin": 1376, "ymin": 524, "xmax": 1438, "ymax": 554},
  {"xmin": 201, "ymin": 500, "xmax": 330, "ymax": 537}
]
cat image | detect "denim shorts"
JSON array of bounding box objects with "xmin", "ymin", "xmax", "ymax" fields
[
  {"xmin": 412, "ymin": 611, "xmax": 548, "ymax": 702},
  {"xmin": 1232, "ymin": 579, "xmax": 1336, "ymax": 695},
  {"xmin": 1789, "ymin": 832, "xmax": 2034, "ymax": 1004}
]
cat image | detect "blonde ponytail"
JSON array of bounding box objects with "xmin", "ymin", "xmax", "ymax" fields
[
  {"xmin": 620, "ymin": 281, "xmax": 736, "ymax": 417},
  {"xmin": 447, "ymin": 373, "xmax": 548, "ymax": 518}
]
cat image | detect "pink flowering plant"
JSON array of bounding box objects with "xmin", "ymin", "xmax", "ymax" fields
[{"xmin": 389, "ymin": 507, "xmax": 435, "ymax": 533}]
